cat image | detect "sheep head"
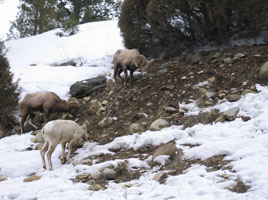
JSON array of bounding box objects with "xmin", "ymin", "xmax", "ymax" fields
[
  {"xmin": 67, "ymin": 98, "xmax": 80, "ymax": 115},
  {"xmin": 80, "ymin": 120, "xmax": 89, "ymax": 140},
  {"xmin": 136, "ymin": 55, "xmax": 155, "ymax": 75}
]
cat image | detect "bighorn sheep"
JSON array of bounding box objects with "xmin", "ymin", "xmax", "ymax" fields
[
  {"xmin": 40, "ymin": 119, "xmax": 88, "ymax": 171},
  {"xmin": 112, "ymin": 49, "xmax": 155, "ymax": 85},
  {"xmin": 18, "ymin": 92, "xmax": 79, "ymax": 134}
]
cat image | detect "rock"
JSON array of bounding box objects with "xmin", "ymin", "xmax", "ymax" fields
[
  {"xmin": 157, "ymin": 68, "xmax": 168, "ymax": 76},
  {"xmin": 187, "ymin": 53, "xmax": 202, "ymax": 65},
  {"xmin": 70, "ymin": 76, "xmax": 107, "ymax": 98},
  {"xmin": 226, "ymin": 94, "xmax": 241, "ymax": 102},
  {"xmin": 31, "ymin": 131, "xmax": 44, "ymax": 143},
  {"xmin": 158, "ymin": 61, "xmax": 173, "ymax": 69},
  {"xmin": 211, "ymin": 52, "xmax": 221, "ymax": 60},
  {"xmin": 75, "ymin": 173, "xmax": 91, "ymax": 182},
  {"xmin": 223, "ymin": 57, "xmax": 232, "ymax": 64},
  {"xmin": 223, "ymin": 107, "xmax": 240, "ymax": 121},
  {"xmin": 102, "ymin": 168, "xmax": 117, "ymax": 180},
  {"xmin": 0, "ymin": 176, "xmax": 7, "ymax": 182},
  {"xmin": 241, "ymin": 116, "xmax": 251, "ymax": 122},
  {"xmin": 74, "ymin": 159, "xmax": 92, "ymax": 166},
  {"xmin": 152, "ymin": 141, "xmax": 177, "ymax": 160},
  {"xmin": 23, "ymin": 175, "xmax": 41, "ymax": 182},
  {"xmin": 149, "ymin": 119, "xmax": 169, "ymax": 131},
  {"xmin": 241, "ymin": 89, "xmax": 257, "ymax": 96},
  {"xmin": 260, "ymin": 61, "xmax": 268, "ymax": 80},
  {"xmin": 88, "ymin": 99, "xmax": 101, "ymax": 114},
  {"xmin": 208, "ymin": 76, "xmax": 216, "ymax": 83},
  {"xmin": 89, "ymin": 184, "xmax": 105, "ymax": 191},
  {"xmin": 164, "ymin": 107, "xmax": 177, "ymax": 114},
  {"xmin": 153, "ymin": 172, "xmax": 167, "ymax": 183},
  {"xmin": 98, "ymin": 117, "xmax": 115, "ymax": 128},
  {"xmin": 128, "ymin": 123, "xmax": 144, "ymax": 133},
  {"xmin": 215, "ymin": 115, "xmax": 225, "ymax": 123},
  {"xmin": 234, "ymin": 53, "xmax": 246, "ymax": 59}
]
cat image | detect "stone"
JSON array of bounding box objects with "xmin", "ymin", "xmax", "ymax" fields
[
  {"xmin": 31, "ymin": 131, "xmax": 44, "ymax": 143},
  {"xmin": 89, "ymin": 184, "xmax": 105, "ymax": 191},
  {"xmin": 226, "ymin": 94, "xmax": 241, "ymax": 102},
  {"xmin": 88, "ymin": 100, "xmax": 101, "ymax": 114},
  {"xmin": 259, "ymin": 61, "xmax": 268, "ymax": 81},
  {"xmin": 165, "ymin": 107, "xmax": 177, "ymax": 114},
  {"xmin": 223, "ymin": 57, "xmax": 232, "ymax": 64},
  {"xmin": 149, "ymin": 119, "xmax": 170, "ymax": 131},
  {"xmin": 0, "ymin": 176, "xmax": 7, "ymax": 182},
  {"xmin": 157, "ymin": 68, "xmax": 168, "ymax": 76},
  {"xmin": 208, "ymin": 77, "xmax": 216, "ymax": 83},
  {"xmin": 241, "ymin": 89, "xmax": 257, "ymax": 96},
  {"xmin": 152, "ymin": 141, "xmax": 177, "ymax": 160},
  {"xmin": 76, "ymin": 173, "xmax": 91, "ymax": 182},
  {"xmin": 234, "ymin": 53, "xmax": 246, "ymax": 59},
  {"xmin": 70, "ymin": 76, "xmax": 107, "ymax": 98},
  {"xmin": 74, "ymin": 159, "xmax": 92, "ymax": 166},
  {"xmin": 215, "ymin": 115, "xmax": 225, "ymax": 123},
  {"xmin": 153, "ymin": 172, "xmax": 167, "ymax": 183},
  {"xmin": 188, "ymin": 53, "xmax": 202, "ymax": 65},
  {"xmin": 23, "ymin": 175, "xmax": 41, "ymax": 182},
  {"xmin": 102, "ymin": 168, "xmax": 117, "ymax": 180},
  {"xmin": 98, "ymin": 117, "xmax": 114, "ymax": 128},
  {"xmin": 223, "ymin": 107, "xmax": 240, "ymax": 121},
  {"xmin": 128, "ymin": 123, "xmax": 144, "ymax": 133},
  {"xmin": 211, "ymin": 52, "xmax": 221, "ymax": 59}
]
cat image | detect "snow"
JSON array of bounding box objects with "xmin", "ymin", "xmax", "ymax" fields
[{"xmin": 0, "ymin": 15, "xmax": 268, "ymax": 200}]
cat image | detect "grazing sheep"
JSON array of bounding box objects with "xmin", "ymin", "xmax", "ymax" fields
[
  {"xmin": 40, "ymin": 119, "xmax": 88, "ymax": 171},
  {"xmin": 18, "ymin": 92, "xmax": 79, "ymax": 134},
  {"xmin": 112, "ymin": 49, "xmax": 155, "ymax": 85}
]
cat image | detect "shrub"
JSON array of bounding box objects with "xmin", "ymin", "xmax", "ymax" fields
[
  {"xmin": 0, "ymin": 40, "xmax": 20, "ymax": 136},
  {"xmin": 119, "ymin": 0, "xmax": 268, "ymax": 58}
]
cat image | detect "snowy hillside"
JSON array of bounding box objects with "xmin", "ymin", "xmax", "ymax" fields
[
  {"xmin": 0, "ymin": 20, "xmax": 268, "ymax": 200},
  {"xmin": 5, "ymin": 20, "xmax": 124, "ymax": 99}
]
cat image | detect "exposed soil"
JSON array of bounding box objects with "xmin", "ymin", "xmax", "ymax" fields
[{"xmin": 76, "ymin": 44, "xmax": 268, "ymax": 144}]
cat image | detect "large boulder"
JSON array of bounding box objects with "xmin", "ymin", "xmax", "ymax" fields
[{"xmin": 70, "ymin": 76, "xmax": 107, "ymax": 98}]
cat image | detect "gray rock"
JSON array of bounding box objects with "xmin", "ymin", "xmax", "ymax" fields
[
  {"xmin": 223, "ymin": 57, "xmax": 232, "ymax": 64},
  {"xmin": 152, "ymin": 141, "xmax": 177, "ymax": 160},
  {"xmin": 226, "ymin": 94, "xmax": 241, "ymax": 102},
  {"xmin": 88, "ymin": 100, "xmax": 101, "ymax": 114},
  {"xmin": 259, "ymin": 61, "xmax": 268, "ymax": 80},
  {"xmin": 76, "ymin": 173, "xmax": 91, "ymax": 182},
  {"xmin": 0, "ymin": 176, "xmax": 7, "ymax": 182},
  {"xmin": 149, "ymin": 119, "xmax": 170, "ymax": 131},
  {"xmin": 188, "ymin": 53, "xmax": 202, "ymax": 65},
  {"xmin": 234, "ymin": 53, "xmax": 246, "ymax": 59},
  {"xmin": 165, "ymin": 107, "xmax": 177, "ymax": 114},
  {"xmin": 153, "ymin": 172, "xmax": 167, "ymax": 183},
  {"xmin": 102, "ymin": 168, "xmax": 117, "ymax": 180},
  {"xmin": 211, "ymin": 52, "xmax": 221, "ymax": 60},
  {"xmin": 128, "ymin": 123, "xmax": 144, "ymax": 133},
  {"xmin": 98, "ymin": 117, "xmax": 115, "ymax": 128},
  {"xmin": 157, "ymin": 68, "xmax": 168, "ymax": 76},
  {"xmin": 241, "ymin": 89, "xmax": 257, "ymax": 96},
  {"xmin": 223, "ymin": 107, "xmax": 240, "ymax": 121},
  {"xmin": 70, "ymin": 76, "xmax": 107, "ymax": 98}
]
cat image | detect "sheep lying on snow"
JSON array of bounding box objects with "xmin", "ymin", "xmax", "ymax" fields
[
  {"xmin": 112, "ymin": 49, "xmax": 155, "ymax": 85},
  {"xmin": 40, "ymin": 119, "xmax": 88, "ymax": 171},
  {"xmin": 18, "ymin": 92, "xmax": 79, "ymax": 134}
]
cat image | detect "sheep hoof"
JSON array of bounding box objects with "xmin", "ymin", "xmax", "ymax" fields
[
  {"xmin": 61, "ymin": 159, "xmax": 65, "ymax": 164},
  {"xmin": 43, "ymin": 166, "xmax": 47, "ymax": 170},
  {"xmin": 49, "ymin": 168, "xmax": 54, "ymax": 171},
  {"xmin": 66, "ymin": 160, "xmax": 70, "ymax": 164}
]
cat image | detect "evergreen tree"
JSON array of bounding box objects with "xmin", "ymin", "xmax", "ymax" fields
[
  {"xmin": 0, "ymin": 40, "xmax": 20, "ymax": 136},
  {"xmin": 9, "ymin": 0, "xmax": 57, "ymax": 39}
]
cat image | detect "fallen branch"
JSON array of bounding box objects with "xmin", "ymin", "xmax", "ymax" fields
[
  {"xmin": 106, "ymin": 86, "xmax": 125, "ymax": 119},
  {"xmin": 128, "ymin": 85, "xmax": 152, "ymax": 100}
]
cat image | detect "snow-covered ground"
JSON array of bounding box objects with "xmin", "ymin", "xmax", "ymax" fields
[{"xmin": 0, "ymin": 19, "xmax": 268, "ymax": 200}]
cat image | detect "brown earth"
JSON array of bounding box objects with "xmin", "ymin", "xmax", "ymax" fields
[{"xmin": 76, "ymin": 44, "xmax": 268, "ymax": 145}]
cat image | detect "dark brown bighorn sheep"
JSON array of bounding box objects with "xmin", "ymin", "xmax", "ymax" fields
[
  {"xmin": 18, "ymin": 92, "xmax": 80, "ymax": 134},
  {"xmin": 112, "ymin": 49, "xmax": 155, "ymax": 85}
]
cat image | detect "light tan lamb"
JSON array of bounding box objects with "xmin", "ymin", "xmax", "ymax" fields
[
  {"xmin": 112, "ymin": 49, "xmax": 155, "ymax": 85},
  {"xmin": 40, "ymin": 119, "xmax": 88, "ymax": 171},
  {"xmin": 18, "ymin": 92, "xmax": 79, "ymax": 134}
]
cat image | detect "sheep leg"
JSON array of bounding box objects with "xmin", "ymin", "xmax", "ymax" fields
[
  {"xmin": 40, "ymin": 141, "xmax": 48, "ymax": 169},
  {"xmin": 60, "ymin": 142, "xmax": 66, "ymax": 164},
  {"xmin": 117, "ymin": 68, "xmax": 123, "ymax": 81},
  {"xmin": 28, "ymin": 113, "xmax": 38, "ymax": 130},
  {"xmin": 43, "ymin": 110, "xmax": 50, "ymax": 124},
  {"xmin": 113, "ymin": 64, "xmax": 119, "ymax": 83},
  {"xmin": 47, "ymin": 143, "xmax": 57, "ymax": 171},
  {"xmin": 130, "ymin": 69, "xmax": 135, "ymax": 82},
  {"xmin": 20, "ymin": 112, "xmax": 29, "ymax": 134},
  {"xmin": 66, "ymin": 141, "xmax": 74, "ymax": 164},
  {"xmin": 123, "ymin": 67, "xmax": 129, "ymax": 86}
]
